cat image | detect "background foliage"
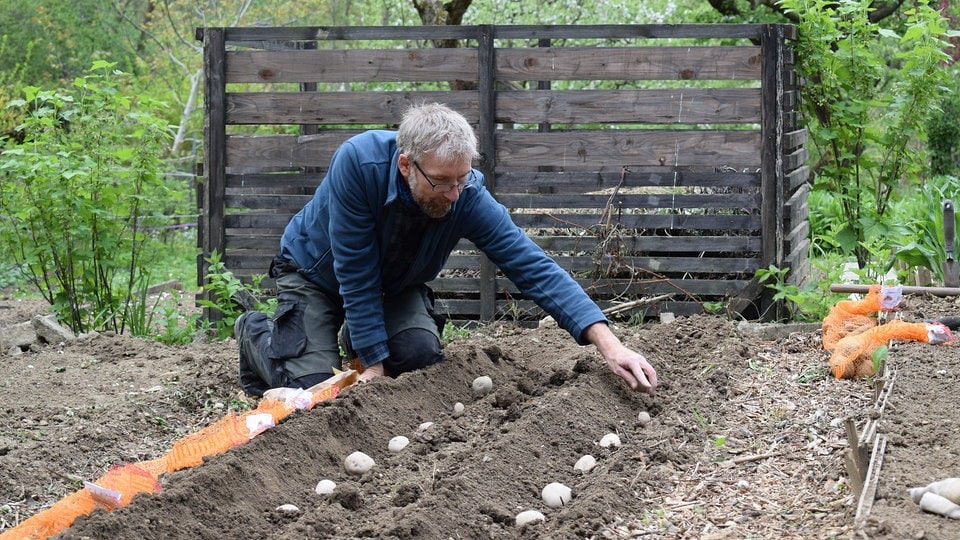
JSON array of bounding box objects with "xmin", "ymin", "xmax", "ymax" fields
[
  {"xmin": 0, "ymin": 62, "xmax": 177, "ymax": 334},
  {"xmin": 1, "ymin": 0, "xmax": 958, "ymax": 333}
]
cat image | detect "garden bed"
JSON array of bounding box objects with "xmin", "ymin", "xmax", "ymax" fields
[{"xmin": 0, "ymin": 293, "xmax": 958, "ymax": 538}]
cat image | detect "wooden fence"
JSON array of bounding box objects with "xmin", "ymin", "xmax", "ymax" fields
[{"xmin": 196, "ymin": 24, "xmax": 809, "ymax": 324}]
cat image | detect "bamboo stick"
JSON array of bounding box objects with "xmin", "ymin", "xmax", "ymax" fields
[{"xmin": 829, "ymin": 284, "xmax": 960, "ymax": 296}]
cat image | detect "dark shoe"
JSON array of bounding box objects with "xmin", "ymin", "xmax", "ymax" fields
[
  {"xmin": 235, "ymin": 312, "xmax": 268, "ymax": 397},
  {"xmin": 232, "ymin": 288, "xmax": 259, "ymax": 312}
]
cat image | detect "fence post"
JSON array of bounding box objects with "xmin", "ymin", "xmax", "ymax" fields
[
  {"xmin": 198, "ymin": 27, "xmax": 227, "ymax": 323},
  {"xmin": 477, "ymin": 24, "xmax": 497, "ymax": 322},
  {"xmin": 759, "ymin": 23, "xmax": 788, "ymax": 320}
]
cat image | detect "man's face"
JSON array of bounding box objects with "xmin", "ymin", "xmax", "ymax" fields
[{"xmin": 400, "ymin": 154, "xmax": 473, "ymax": 219}]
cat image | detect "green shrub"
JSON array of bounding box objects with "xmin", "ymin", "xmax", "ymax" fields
[
  {"xmin": 782, "ymin": 0, "xmax": 955, "ymax": 270},
  {"xmin": 0, "ymin": 61, "xmax": 176, "ymax": 334}
]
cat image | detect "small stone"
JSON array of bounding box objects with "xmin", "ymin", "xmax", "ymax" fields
[
  {"xmin": 275, "ymin": 503, "xmax": 299, "ymax": 513},
  {"xmin": 452, "ymin": 402, "xmax": 465, "ymax": 417},
  {"xmin": 637, "ymin": 411, "xmax": 652, "ymax": 426}
]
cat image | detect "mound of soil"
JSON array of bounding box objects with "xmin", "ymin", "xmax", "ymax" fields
[{"xmin": 1, "ymin": 293, "xmax": 959, "ymax": 539}]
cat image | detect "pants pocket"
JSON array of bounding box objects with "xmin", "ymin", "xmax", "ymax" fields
[
  {"xmin": 269, "ymin": 293, "xmax": 307, "ymax": 360},
  {"xmin": 423, "ymin": 286, "xmax": 447, "ymax": 333}
]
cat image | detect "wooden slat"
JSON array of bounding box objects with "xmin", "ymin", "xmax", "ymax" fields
[
  {"xmin": 428, "ymin": 276, "xmax": 750, "ymax": 297},
  {"xmin": 227, "ymin": 91, "xmax": 482, "ymax": 125},
  {"xmin": 225, "ymin": 194, "xmax": 313, "ymax": 210},
  {"xmin": 496, "ymin": 88, "xmax": 761, "ymax": 125},
  {"xmin": 495, "ymin": 192, "xmax": 760, "ymax": 210},
  {"xmin": 507, "ymin": 210, "xmax": 760, "ymax": 231},
  {"xmin": 441, "ymin": 253, "xmax": 761, "ymax": 274},
  {"xmin": 226, "ymin": 48, "xmax": 478, "ymax": 83},
  {"xmin": 226, "ymin": 88, "xmax": 761, "ymax": 126},
  {"xmin": 226, "ymin": 172, "xmax": 323, "ymax": 192},
  {"xmin": 224, "ymin": 234, "xmax": 761, "ymax": 257},
  {"xmin": 783, "ymin": 146, "xmax": 808, "ymax": 173},
  {"xmin": 531, "ymin": 235, "xmax": 761, "ymax": 253},
  {"xmin": 495, "ymin": 130, "xmax": 762, "ymax": 170},
  {"xmin": 225, "ymin": 214, "xmax": 297, "ymax": 229},
  {"xmin": 226, "ymin": 130, "xmax": 764, "ymax": 170},
  {"xmin": 226, "ymin": 132, "xmax": 357, "ymax": 169},
  {"xmin": 495, "ymin": 47, "xmax": 761, "ymax": 81},
  {"xmin": 784, "ymin": 127, "xmax": 808, "ymax": 151},
  {"xmin": 495, "ymin": 170, "xmax": 760, "ymax": 191},
  {"xmin": 785, "ymin": 165, "xmax": 810, "ymax": 194},
  {"xmin": 219, "ymin": 207, "xmax": 762, "ymax": 231},
  {"xmin": 210, "ymin": 24, "xmax": 780, "ymax": 44}
]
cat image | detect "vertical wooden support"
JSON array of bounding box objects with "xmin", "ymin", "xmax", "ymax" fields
[
  {"xmin": 759, "ymin": 24, "xmax": 787, "ymax": 320},
  {"xmin": 477, "ymin": 24, "xmax": 497, "ymax": 322},
  {"xmin": 198, "ymin": 27, "xmax": 227, "ymax": 322}
]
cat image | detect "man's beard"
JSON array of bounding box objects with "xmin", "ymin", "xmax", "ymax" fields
[{"xmin": 408, "ymin": 174, "xmax": 452, "ymax": 219}]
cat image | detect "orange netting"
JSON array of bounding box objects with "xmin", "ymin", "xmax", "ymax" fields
[
  {"xmin": 822, "ymin": 285, "xmax": 954, "ymax": 379},
  {"xmin": 821, "ymin": 284, "xmax": 900, "ymax": 350},
  {"xmin": 0, "ymin": 370, "xmax": 357, "ymax": 540}
]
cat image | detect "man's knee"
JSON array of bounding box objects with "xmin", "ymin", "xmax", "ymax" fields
[{"xmin": 386, "ymin": 328, "xmax": 444, "ymax": 376}]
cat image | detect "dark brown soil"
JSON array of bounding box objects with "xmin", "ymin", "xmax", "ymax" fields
[{"xmin": 1, "ymin": 292, "xmax": 959, "ymax": 539}]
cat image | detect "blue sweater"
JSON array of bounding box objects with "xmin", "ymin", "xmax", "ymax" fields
[{"xmin": 279, "ymin": 130, "xmax": 606, "ymax": 367}]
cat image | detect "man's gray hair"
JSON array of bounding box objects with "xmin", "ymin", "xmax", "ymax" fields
[{"xmin": 396, "ymin": 103, "xmax": 479, "ymax": 164}]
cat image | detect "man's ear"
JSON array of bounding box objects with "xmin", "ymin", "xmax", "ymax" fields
[{"xmin": 397, "ymin": 154, "xmax": 411, "ymax": 177}]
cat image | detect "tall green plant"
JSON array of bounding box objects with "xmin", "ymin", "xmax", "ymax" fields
[
  {"xmin": 782, "ymin": 0, "xmax": 955, "ymax": 269},
  {"xmin": 0, "ymin": 61, "xmax": 174, "ymax": 334}
]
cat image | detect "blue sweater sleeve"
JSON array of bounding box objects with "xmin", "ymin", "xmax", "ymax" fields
[
  {"xmin": 464, "ymin": 189, "xmax": 607, "ymax": 345},
  {"xmin": 327, "ymin": 142, "xmax": 391, "ymax": 366}
]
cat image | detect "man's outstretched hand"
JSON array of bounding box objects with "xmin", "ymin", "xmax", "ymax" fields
[{"xmin": 583, "ymin": 322, "xmax": 658, "ymax": 394}]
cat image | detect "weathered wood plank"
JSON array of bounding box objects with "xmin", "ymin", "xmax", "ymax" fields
[
  {"xmin": 224, "ymin": 193, "xmax": 760, "ymax": 214},
  {"xmin": 495, "ymin": 47, "xmax": 762, "ymax": 81},
  {"xmin": 225, "ymin": 88, "xmax": 761, "ymax": 126},
  {"xmin": 497, "ymin": 88, "xmax": 761, "ymax": 125},
  {"xmin": 785, "ymin": 165, "xmax": 809, "ymax": 195},
  {"xmin": 219, "ymin": 207, "xmax": 762, "ymax": 232},
  {"xmin": 428, "ymin": 276, "xmax": 750, "ymax": 297},
  {"xmin": 227, "ymin": 91, "xmax": 481, "ymax": 125},
  {"xmin": 226, "ymin": 130, "xmax": 764, "ymax": 171},
  {"xmin": 495, "ymin": 130, "xmax": 762, "ymax": 170},
  {"xmin": 783, "ymin": 146, "xmax": 808, "ymax": 172},
  {"xmin": 494, "ymin": 170, "xmax": 760, "ymax": 191},
  {"xmin": 530, "ymin": 235, "xmax": 761, "ymax": 253},
  {"xmin": 223, "ymin": 233, "xmax": 762, "ymax": 256},
  {"xmin": 226, "ymin": 48, "xmax": 478, "ymax": 83},
  {"xmin": 225, "ymin": 194, "xmax": 313, "ymax": 210},
  {"xmin": 210, "ymin": 24, "xmax": 780, "ymax": 44},
  {"xmin": 226, "ymin": 132, "xmax": 358, "ymax": 168},
  {"xmin": 495, "ymin": 192, "xmax": 760, "ymax": 210},
  {"xmin": 506, "ymin": 213, "xmax": 761, "ymax": 230},
  {"xmin": 226, "ymin": 172, "xmax": 323, "ymax": 189},
  {"xmin": 441, "ymin": 253, "xmax": 761, "ymax": 274}
]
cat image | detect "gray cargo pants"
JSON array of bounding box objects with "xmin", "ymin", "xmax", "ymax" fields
[{"xmin": 235, "ymin": 271, "xmax": 445, "ymax": 396}]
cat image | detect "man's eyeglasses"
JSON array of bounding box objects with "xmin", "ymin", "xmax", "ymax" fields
[{"xmin": 413, "ymin": 161, "xmax": 476, "ymax": 193}]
